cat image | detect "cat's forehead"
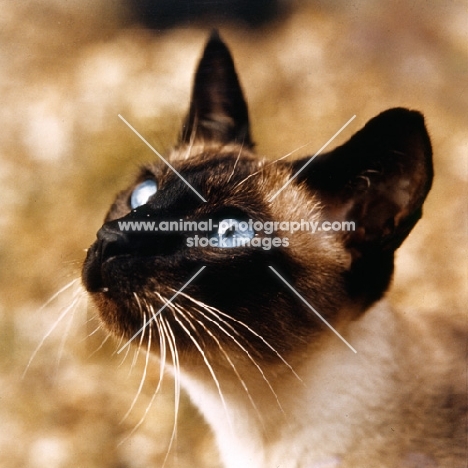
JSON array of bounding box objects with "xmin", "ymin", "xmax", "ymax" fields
[
  {"xmin": 140, "ymin": 148, "xmax": 266, "ymax": 189},
  {"xmin": 134, "ymin": 147, "xmax": 322, "ymax": 213}
]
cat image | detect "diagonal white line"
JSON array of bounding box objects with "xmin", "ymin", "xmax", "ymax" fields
[
  {"xmin": 117, "ymin": 266, "xmax": 206, "ymax": 354},
  {"xmin": 118, "ymin": 114, "xmax": 207, "ymax": 202},
  {"xmin": 268, "ymin": 115, "xmax": 356, "ymax": 202},
  {"xmin": 268, "ymin": 266, "xmax": 357, "ymax": 354}
]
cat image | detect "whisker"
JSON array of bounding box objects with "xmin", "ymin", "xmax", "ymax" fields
[
  {"xmin": 175, "ymin": 291, "xmax": 248, "ymax": 343},
  {"xmin": 118, "ymin": 303, "xmax": 160, "ymax": 446},
  {"xmin": 226, "ymin": 143, "xmax": 243, "ymax": 184},
  {"xmin": 183, "ymin": 308, "xmax": 264, "ymax": 422},
  {"xmin": 54, "ymin": 301, "xmax": 78, "ymax": 376},
  {"xmin": 186, "ymin": 307, "xmax": 283, "ymax": 416},
  {"xmin": 117, "ymin": 300, "xmax": 179, "ymax": 461},
  {"xmin": 234, "ymin": 140, "xmax": 315, "ymax": 190},
  {"xmin": 153, "ymin": 304, "xmax": 167, "ymax": 394},
  {"xmin": 269, "ymin": 140, "xmax": 315, "ymax": 165},
  {"xmin": 88, "ymin": 333, "xmax": 111, "ymax": 358},
  {"xmin": 116, "ymin": 334, "xmax": 132, "ymax": 366},
  {"xmin": 170, "ymin": 308, "xmax": 233, "ymax": 432},
  {"xmin": 159, "ymin": 315, "xmax": 181, "ymax": 468},
  {"xmin": 183, "ymin": 116, "xmax": 198, "ymax": 160},
  {"xmin": 211, "ymin": 308, "xmax": 302, "ymax": 383},
  {"xmin": 176, "ymin": 292, "xmax": 284, "ymax": 414},
  {"xmin": 112, "ymin": 334, "xmax": 124, "ymax": 356},
  {"xmin": 233, "ymin": 159, "xmax": 265, "ymax": 189},
  {"xmin": 175, "ymin": 290, "xmax": 302, "ymax": 383},
  {"xmin": 171, "ymin": 302, "xmax": 206, "ymax": 346},
  {"xmin": 23, "ymin": 283, "xmax": 84, "ymax": 378},
  {"xmin": 120, "ymin": 312, "xmax": 152, "ymax": 424},
  {"xmin": 37, "ymin": 278, "xmax": 81, "ymax": 312},
  {"xmin": 85, "ymin": 322, "xmax": 103, "ymax": 339},
  {"xmin": 126, "ymin": 293, "xmax": 148, "ymax": 375},
  {"xmin": 117, "ymin": 266, "xmax": 206, "ymax": 354},
  {"xmin": 128, "ymin": 312, "xmax": 147, "ymax": 376},
  {"xmin": 80, "ymin": 314, "xmax": 105, "ymax": 344}
]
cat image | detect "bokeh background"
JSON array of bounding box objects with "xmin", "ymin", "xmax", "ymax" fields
[{"xmin": 1, "ymin": 1, "xmax": 467, "ymax": 467}]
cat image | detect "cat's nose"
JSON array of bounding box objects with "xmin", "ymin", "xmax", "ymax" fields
[
  {"xmin": 94, "ymin": 211, "xmax": 186, "ymax": 261},
  {"xmin": 82, "ymin": 208, "xmax": 187, "ymax": 293},
  {"xmin": 81, "ymin": 223, "xmax": 131, "ymax": 292},
  {"xmin": 96, "ymin": 223, "xmax": 133, "ymax": 262}
]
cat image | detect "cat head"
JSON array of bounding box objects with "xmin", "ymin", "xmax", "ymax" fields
[{"xmin": 82, "ymin": 31, "xmax": 432, "ymax": 362}]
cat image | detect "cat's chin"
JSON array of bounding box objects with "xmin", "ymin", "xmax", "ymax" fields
[{"xmin": 87, "ymin": 291, "xmax": 134, "ymax": 340}]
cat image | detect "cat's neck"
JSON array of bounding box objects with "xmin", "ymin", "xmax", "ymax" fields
[{"xmin": 175, "ymin": 300, "xmax": 425, "ymax": 468}]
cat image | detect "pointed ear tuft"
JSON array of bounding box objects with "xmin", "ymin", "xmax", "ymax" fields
[{"xmin": 180, "ymin": 32, "xmax": 253, "ymax": 148}]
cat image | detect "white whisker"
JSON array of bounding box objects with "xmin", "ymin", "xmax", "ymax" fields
[
  {"xmin": 226, "ymin": 143, "xmax": 243, "ymax": 184},
  {"xmin": 117, "ymin": 266, "xmax": 206, "ymax": 354},
  {"xmin": 171, "ymin": 309, "xmax": 233, "ymax": 432},
  {"xmin": 269, "ymin": 140, "xmax": 315, "ymax": 165},
  {"xmin": 54, "ymin": 301, "xmax": 78, "ymax": 376},
  {"xmin": 234, "ymin": 159, "xmax": 265, "ymax": 189},
  {"xmin": 213, "ymin": 307, "xmax": 302, "ymax": 383},
  {"xmin": 175, "ymin": 289, "xmax": 302, "ymax": 383},
  {"xmin": 159, "ymin": 316, "xmax": 181, "ymax": 468},
  {"xmin": 183, "ymin": 308, "xmax": 264, "ymax": 423},
  {"xmin": 116, "ymin": 334, "xmax": 132, "ymax": 366},
  {"xmin": 88, "ymin": 333, "xmax": 110, "ymax": 358},
  {"xmin": 23, "ymin": 282, "xmax": 84, "ymax": 378},
  {"xmin": 129, "ymin": 298, "xmax": 149, "ymax": 375},
  {"xmin": 121, "ymin": 312, "xmax": 152, "ymax": 424},
  {"xmin": 153, "ymin": 304, "xmax": 167, "ymax": 394},
  {"xmin": 234, "ymin": 140, "xmax": 318, "ymax": 190},
  {"xmin": 84, "ymin": 323, "xmax": 103, "ymax": 339},
  {"xmin": 175, "ymin": 291, "xmax": 286, "ymax": 413},
  {"xmin": 183, "ymin": 116, "xmax": 198, "ymax": 160},
  {"xmin": 186, "ymin": 306, "xmax": 283, "ymax": 416},
  {"xmin": 118, "ymin": 302, "xmax": 158, "ymax": 446},
  {"xmin": 37, "ymin": 278, "xmax": 81, "ymax": 312}
]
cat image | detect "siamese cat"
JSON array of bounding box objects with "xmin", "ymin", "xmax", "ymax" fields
[{"xmin": 82, "ymin": 32, "xmax": 467, "ymax": 467}]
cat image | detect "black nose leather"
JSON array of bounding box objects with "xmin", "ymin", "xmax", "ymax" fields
[
  {"xmin": 96, "ymin": 217, "xmax": 185, "ymax": 261},
  {"xmin": 96, "ymin": 223, "xmax": 133, "ymax": 262},
  {"xmin": 82, "ymin": 222, "xmax": 134, "ymax": 292},
  {"xmin": 82, "ymin": 207, "xmax": 186, "ymax": 292}
]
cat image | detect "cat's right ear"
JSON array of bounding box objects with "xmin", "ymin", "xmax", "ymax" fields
[
  {"xmin": 291, "ymin": 109, "xmax": 433, "ymax": 305},
  {"xmin": 180, "ymin": 31, "xmax": 253, "ymax": 148},
  {"xmin": 292, "ymin": 108, "xmax": 433, "ymax": 255}
]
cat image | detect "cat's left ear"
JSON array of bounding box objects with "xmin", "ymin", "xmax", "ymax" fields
[
  {"xmin": 180, "ymin": 31, "xmax": 253, "ymax": 148},
  {"xmin": 292, "ymin": 108, "xmax": 433, "ymax": 254}
]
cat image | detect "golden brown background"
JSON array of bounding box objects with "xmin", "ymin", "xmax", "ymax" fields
[{"xmin": 1, "ymin": 1, "xmax": 467, "ymax": 466}]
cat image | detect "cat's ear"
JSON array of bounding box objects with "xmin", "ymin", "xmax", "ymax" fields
[
  {"xmin": 293, "ymin": 108, "xmax": 433, "ymax": 255},
  {"xmin": 180, "ymin": 31, "xmax": 253, "ymax": 148}
]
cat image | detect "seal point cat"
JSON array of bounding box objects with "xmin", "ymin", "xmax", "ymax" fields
[{"xmin": 82, "ymin": 32, "xmax": 466, "ymax": 468}]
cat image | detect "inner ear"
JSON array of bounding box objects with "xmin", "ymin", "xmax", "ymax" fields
[
  {"xmin": 293, "ymin": 108, "xmax": 433, "ymax": 254},
  {"xmin": 180, "ymin": 30, "xmax": 253, "ymax": 148}
]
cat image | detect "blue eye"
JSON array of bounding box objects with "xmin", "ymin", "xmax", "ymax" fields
[
  {"xmin": 130, "ymin": 179, "xmax": 157, "ymax": 209},
  {"xmin": 211, "ymin": 218, "xmax": 255, "ymax": 248}
]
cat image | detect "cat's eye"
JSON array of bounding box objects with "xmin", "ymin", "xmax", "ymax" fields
[
  {"xmin": 130, "ymin": 179, "xmax": 157, "ymax": 209},
  {"xmin": 211, "ymin": 218, "xmax": 255, "ymax": 248}
]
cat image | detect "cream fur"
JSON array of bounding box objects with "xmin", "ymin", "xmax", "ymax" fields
[{"xmin": 177, "ymin": 300, "xmax": 465, "ymax": 467}]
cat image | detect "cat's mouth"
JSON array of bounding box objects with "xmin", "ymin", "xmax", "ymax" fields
[
  {"xmin": 82, "ymin": 242, "xmax": 107, "ymax": 293},
  {"xmin": 82, "ymin": 241, "xmax": 124, "ymax": 294}
]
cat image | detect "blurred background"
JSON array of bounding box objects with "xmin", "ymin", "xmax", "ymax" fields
[{"xmin": 1, "ymin": 0, "xmax": 467, "ymax": 466}]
